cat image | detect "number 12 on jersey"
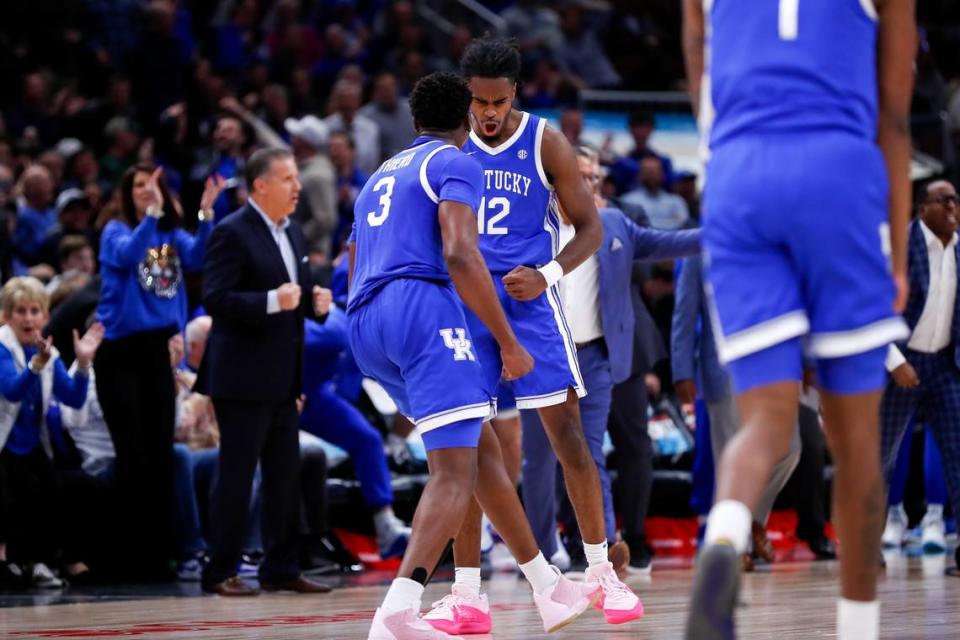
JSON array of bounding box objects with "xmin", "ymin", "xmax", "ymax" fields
[{"xmin": 477, "ymin": 197, "xmax": 509, "ymax": 235}]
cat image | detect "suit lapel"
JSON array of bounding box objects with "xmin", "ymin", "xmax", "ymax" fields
[
  {"xmin": 245, "ymin": 206, "xmax": 294, "ymax": 283},
  {"xmin": 913, "ymin": 221, "xmax": 930, "ymax": 300}
]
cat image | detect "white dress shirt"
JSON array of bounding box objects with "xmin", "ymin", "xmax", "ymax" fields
[
  {"xmin": 557, "ymin": 221, "xmax": 604, "ymax": 344},
  {"xmin": 250, "ymin": 199, "xmax": 298, "ymax": 314},
  {"xmin": 886, "ymin": 221, "xmax": 958, "ymax": 370}
]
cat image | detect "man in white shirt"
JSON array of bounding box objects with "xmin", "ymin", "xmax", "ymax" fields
[{"xmin": 880, "ymin": 179, "xmax": 960, "ymax": 567}]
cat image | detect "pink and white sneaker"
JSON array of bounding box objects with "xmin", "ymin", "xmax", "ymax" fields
[
  {"xmin": 533, "ymin": 565, "xmax": 603, "ymax": 633},
  {"xmin": 422, "ymin": 585, "xmax": 493, "ymax": 635},
  {"xmin": 368, "ymin": 604, "xmax": 455, "ymax": 639},
  {"xmin": 586, "ymin": 561, "xmax": 645, "ymax": 624}
]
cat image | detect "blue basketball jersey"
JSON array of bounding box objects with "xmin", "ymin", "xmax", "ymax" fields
[
  {"xmin": 706, "ymin": 0, "xmax": 879, "ymax": 148},
  {"xmin": 462, "ymin": 112, "xmax": 560, "ymax": 274},
  {"xmin": 348, "ymin": 137, "xmax": 485, "ymax": 312}
]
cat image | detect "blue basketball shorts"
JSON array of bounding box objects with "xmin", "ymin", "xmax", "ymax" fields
[
  {"xmin": 702, "ymin": 132, "xmax": 908, "ymax": 394},
  {"xmin": 465, "ymin": 276, "xmax": 585, "ymax": 411},
  {"xmin": 347, "ymin": 278, "xmax": 492, "ymax": 450}
]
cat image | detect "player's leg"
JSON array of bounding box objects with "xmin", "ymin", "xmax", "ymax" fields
[{"xmin": 491, "ymin": 382, "xmax": 522, "ymax": 485}]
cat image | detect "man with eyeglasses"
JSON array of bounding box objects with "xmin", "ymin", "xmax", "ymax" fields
[
  {"xmin": 520, "ymin": 146, "xmax": 701, "ymax": 573},
  {"xmin": 879, "ymin": 179, "xmax": 960, "ymax": 570}
]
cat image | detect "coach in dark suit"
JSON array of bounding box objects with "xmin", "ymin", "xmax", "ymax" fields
[
  {"xmin": 521, "ymin": 147, "xmax": 700, "ymax": 570},
  {"xmin": 880, "ymin": 179, "xmax": 960, "ymax": 569},
  {"xmin": 200, "ymin": 148, "xmax": 330, "ymax": 596}
]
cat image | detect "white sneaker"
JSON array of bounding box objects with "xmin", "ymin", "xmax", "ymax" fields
[
  {"xmin": 550, "ymin": 530, "xmax": 571, "ymax": 572},
  {"xmin": 423, "ymin": 584, "xmax": 493, "ymax": 634},
  {"xmin": 921, "ymin": 507, "xmax": 947, "ymax": 554},
  {"xmin": 532, "ymin": 565, "xmax": 602, "ymax": 632},
  {"xmin": 585, "ymin": 561, "xmax": 644, "ymax": 625},
  {"xmin": 31, "ymin": 562, "xmax": 64, "ymax": 589},
  {"xmin": 882, "ymin": 504, "xmax": 907, "ymax": 548},
  {"xmin": 368, "ymin": 604, "xmax": 455, "ymax": 639},
  {"xmin": 489, "ymin": 542, "xmax": 518, "ymax": 572}
]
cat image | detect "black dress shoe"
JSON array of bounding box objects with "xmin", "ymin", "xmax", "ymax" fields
[
  {"xmin": 0, "ymin": 561, "xmax": 30, "ymax": 590},
  {"xmin": 204, "ymin": 575, "xmax": 260, "ymax": 596},
  {"xmin": 806, "ymin": 536, "xmax": 837, "ymax": 560},
  {"xmin": 261, "ymin": 575, "xmax": 332, "ymax": 593}
]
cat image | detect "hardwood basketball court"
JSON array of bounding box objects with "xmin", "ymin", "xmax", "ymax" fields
[{"xmin": 1, "ymin": 555, "xmax": 957, "ymax": 639}]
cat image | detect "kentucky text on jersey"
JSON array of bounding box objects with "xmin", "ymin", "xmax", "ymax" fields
[{"xmin": 484, "ymin": 170, "xmax": 532, "ymax": 197}]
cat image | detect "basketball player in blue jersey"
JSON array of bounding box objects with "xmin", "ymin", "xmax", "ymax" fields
[
  {"xmin": 422, "ymin": 39, "xmax": 644, "ymax": 634},
  {"xmin": 682, "ymin": 1, "xmax": 916, "ymax": 639},
  {"xmin": 350, "ymin": 73, "xmax": 604, "ymax": 640}
]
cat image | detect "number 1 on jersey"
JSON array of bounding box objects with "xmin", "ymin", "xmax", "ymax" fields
[
  {"xmin": 779, "ymin": 0, "xmax": 799, "ymax": 40},
  {"xmin": 367, "ymin": 176, "xmax": 395, "ymax": 227}
]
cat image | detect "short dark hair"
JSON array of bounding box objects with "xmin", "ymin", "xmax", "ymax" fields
[
  {"xmin": 245, "ymin": 147, "xmax": 294, "ymax": 188},
  {"xmin": 58, "ymin": 234, "xmax": 91, "ymax": 266},
  {"xmin": 408, "ymin": 72, "xmax": 472, "ymax": 133},
  {"xmin": 329, "ymin": 130, "xmax": 356, "ymax": 149},
  {"xmin": 460, "ymin": 36, "xmax": 522, "ymax": 83}
]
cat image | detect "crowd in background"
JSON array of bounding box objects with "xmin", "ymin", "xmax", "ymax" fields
[{"xmin": 1, "ymin": 0, "xmax": 959, "ymax": 589}]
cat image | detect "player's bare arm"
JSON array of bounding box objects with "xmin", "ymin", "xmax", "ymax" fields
[
  {"xmin": 682, "ymin": 0, "xmax": 705, "ymax": 119},
  {"xmin": 876, "ymin": 0, "xmax": 916, "ymax": 313},
  {"xmin": 439, "ymin": 200, "xmax": 533, "ymax": 380},
  {"xmin": 502, "ymin": 127, "xmax": 602, "ymax": 302}
]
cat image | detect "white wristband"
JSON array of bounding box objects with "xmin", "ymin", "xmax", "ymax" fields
[
  {"xmin": 537, "ymin": 260, "xmax": 564, "ymax": 288},
  {"xmin": 146, "ymin": 205, "xmax": 163, "ymax": 219}
]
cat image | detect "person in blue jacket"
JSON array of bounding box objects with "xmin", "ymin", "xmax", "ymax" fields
[{"xmin": 93, "ymin": 164, "xmax": 222, "ymax": 578}]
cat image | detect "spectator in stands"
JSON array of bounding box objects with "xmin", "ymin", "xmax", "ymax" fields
[
  {"xmin": 286, "ymin": 117, "xmax": 338, "ymax": 260},
  {"xmin": 37, "ymin": 189, "xmax": 97, "ymax": 270},
  {"xmin": 673, "ymin": 170, "xmax": 700, "ymax": 223},
  {"xmin": 610, "ymin": 110, "xmax": 676, "ymax": 193},
  {"xmin": 190, "ymin": 114, "xmax": 247, "ymax": 222},
  {"xmin": 621, "ymin": 157, "xmax": 690, "ymax": 229},
  {"xmin": 0, "ymin": 277, "xmax": 104, "ymax": 589},
  {"xmin": 559, "ymin": 108, "xmax": 585, "ymax": 147},
  {"xmin": 93, "ymin": 165, "xmax": 219, "ymax": 579},
  {"xmin": 553, "ymin": 0, "xmax": 621, "ymax": 88},
  {"xmin": 359, "ymin": 72, "xmax": 417, "ymax": 160},
  {"xmin": 99, "ymin": 117, "xmax": 140, "ymax": 193},
  {"xmin": 13, "ymin": 165, "xmax": 57, "ymax": 269},
  {"xmin": 45, "ymin": 235, "xmax": 95, "ymax": 296},
  {"xmin": 329, "ymin": 131, "xmax": 369, "ymax": 252},
  {"xmin": 502, "ymin": 0, "xmax": 564, "ymax": 58},
  {"xmin": 323, "ymin": 80, "xmax": 381, "ymax": 175}
]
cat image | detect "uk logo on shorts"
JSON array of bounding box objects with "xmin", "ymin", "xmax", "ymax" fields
[{"xmin": 439, "ymin": 328, "xmax": 476, "ymax": 361}]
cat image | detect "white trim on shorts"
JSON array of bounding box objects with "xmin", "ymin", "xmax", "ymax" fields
[
  {"xmin": 494, "ymin": 407, "xmax": 520, "ymax": 420},
  {"xmin": 807, "ymin": 317, "xmax": 909, "ymax": 359},
  {"xmin": 516, "ymin": 389, "xmax": 574, "ymax": 410},
  {"xmin": 716, "ymin": 310, "xmax": 810, "ymax": 364},
  {"xmin": 415, "ymin": 401, "xmax": 493, "ymax": 434}
]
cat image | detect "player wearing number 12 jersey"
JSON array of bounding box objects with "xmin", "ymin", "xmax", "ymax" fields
[{"xmin": 682, "ymin": 1, "xmax": 916, "ymax": 639}]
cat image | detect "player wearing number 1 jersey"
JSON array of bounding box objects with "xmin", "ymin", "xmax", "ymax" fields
[
  {"xmin": 682, "ymin": 1, "xmax": 916, "ymax": 639},
  {"xmin": 423, "ymin": 39, "xmax": 644, "ymax": 635}
]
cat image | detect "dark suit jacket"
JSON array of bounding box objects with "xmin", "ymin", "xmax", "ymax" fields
[
  {"xmin": 899, "ymin": 219, "xmax": 960, "ymax": 369},
  {"xmin": 200, "ymin": 203, "xmax": 315, "ymax": 402},
  {"xmin": 597, "ymin": 207, "xmax": 701, "ymax": 383}
]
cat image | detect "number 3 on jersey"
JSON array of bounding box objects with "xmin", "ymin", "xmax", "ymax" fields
[
  {"xmin": 477, "ymin": 197, "xmax": 509, "ymax": 235},
  {"xmin": 367, "ymin": 176, "xmax": 395, "ymax": 227}
]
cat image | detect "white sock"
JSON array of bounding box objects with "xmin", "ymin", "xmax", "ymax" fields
[
  {"xmin": 837, "ymin": 598, "xmax": 879, "ymax": 640},
  {"xmin": 583, "ymin": 540, "xmax": 608, "ymax": 567},
  {"xmin": 454, "ymin": 567, "xmax": 482, "ymax": 597},
  {"xmin": 382, "ymin": 577, "xmax": 424, "ymax": 614},
  {"xmin": 519, "ymin": 551, "xmax": 558, "ymax": 594},
  {"xmin": 705, "ymin": 500, "xmax": 752, "ymax": 553},
  {"xmin": 927, "ymin": 503, "xmax": 944, "ymax": 519}
]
